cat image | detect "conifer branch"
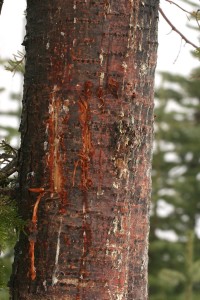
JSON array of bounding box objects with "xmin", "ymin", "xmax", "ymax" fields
[
  {"xmin": 0, "ymin": 156, "xmax": 18, "ymax": 178},
  {"xmin": 159, "ymin": 7, "xmax": 199, "ymax": 50},
  {"xmin": 0, "ymin": 142, "xmax": 24, "ymax": 255},
  {"xmin": 0, "ymin": 195, "xmax": 26, "ymax": 253},
  {"xmin": 5, "ymin": 51, "xmax": 25, "ymax": 74},
  {"xmin": 0, "ymin": 141, "xmax": 18, "ymax": 189}
]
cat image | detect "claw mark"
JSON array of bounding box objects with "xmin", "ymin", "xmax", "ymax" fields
[
  {"xmin": 47, "ymin": 86, "xmax": 62, "ymax": 194},
  {"xmin": 74, "ymin": 82, "xmax": 93, "ymax": 299},
  {"xmin": 73, "ymin": 81, "xmax": 94, "ymax": 190},
  {"xmin": 52, "ymin": 217, "xmax": 63, "ymax": 286},
  {"xmin": 47, "ymin": 85, "xmax": 69, "ymax": 211},
  {"xmin": 28, "ymin": 188, "xmax": 45, "ymax": 280}
]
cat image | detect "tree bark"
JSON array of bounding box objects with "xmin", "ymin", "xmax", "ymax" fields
[{"xmin": 10, "ymin": 0, "xmax": 159, "ymax": 299}]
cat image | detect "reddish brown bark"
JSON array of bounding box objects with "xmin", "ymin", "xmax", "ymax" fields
[{"xmin": 10, "ymin": 0, "xmax": 159, "ymax": 299}]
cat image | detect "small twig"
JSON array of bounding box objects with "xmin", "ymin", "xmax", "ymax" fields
[
  {"xmin": 0, "ymin": 153, "xmax": 15, "ymax": 160},
  {"xmin": 0, "ymin": 141, "xmax": 18, "ymax": 181},
  {"xmin": 164, "ymin": 0, "xmax": 191, "ymax": 15},
  {"xmin": 165, "ymin": 0, "xmax": 200, "ymax": 29},
  {"xmin": 0, "ymin": 156, "xmax": 18, "ymax": 178},
  {"xmin": 0, "ymin": 140, "xmax": 17, "ymax": 155},
  {"xmin": 5, "ymin": 51, "xmax": 25, "ymax": 75},
  {"xmin": 173, "ymin": 38, "xmax": 183, "ymax": 64},
  {"xmin": 159, "ymin": 7, "xmax": 199, "ymax": 50}
]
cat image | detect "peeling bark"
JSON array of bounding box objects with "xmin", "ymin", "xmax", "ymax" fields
[{"xmin": 10, "ymin": 0, "xmax": 159, "ymax": 299}]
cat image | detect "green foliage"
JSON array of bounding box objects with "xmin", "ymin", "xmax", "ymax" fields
[
  {"xmin": 0, "ymin": 251, "xmax": 12, "ymax": 299},
  {"xmin": 150, "ymin": 2, "xmax": 200, "ymax": 292},
  {"xmin": 5, "ymin": 51, "xmax": 25, "ymax": 74},
  {"xmin": 0, "ymin": 140, "xmax": 17, "ymax": 183},
  {"xmin": 191, "ymin": 260, "xmax": 200, "ymax": 282},
  {"xmin": 0, "ymin": 55, "xmax": 22, "ymax": 140},
  {"xmin": 0, "ymin": 140, "xmax": 25, "ymax": 252},
  {"xmin": 0, "ymin": 140, "xmax": 17, "ymax": 157},
  {"xmin": 190, "ymin": 67, "xmax": 200, "ymax": 81},
  {"xmin": 191, "ymin": 10, "xmax": 200, "ymax": 21},
  {"xmin": 159, "ymin": 269, "xmax": 186, "ymax": 288},
  {"xmin": 0, "ymin": 196, "xmax": 25, "ymax": 252},
  {"xmin": 0, "ymin": 140, "xmax": 25, "ymax": 294},
  {"xmin": 150, "ymin": 66, "xmax": 200, "ymax": 299},
  {"xmin": 0, "ymin": 50, "xmax": 24, "ymax": 296}
]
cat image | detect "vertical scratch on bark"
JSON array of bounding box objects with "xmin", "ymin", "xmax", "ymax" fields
[
  {"xmin": 28, "ymin": 188, "xmax": 45, "ymax": 280},
  {"xmin": 97, "ymin": 148, "xmax": 104, "ymax": 197},
  {"xmin": 75, "ymin": 81, "xmax": 93, "ymax": 299},
  {"xmin": 127, "ymin": 0, "xmax": 134, "ymax": 51},
  {"xmin": 73, "ymin": 81, "xmax": 94, "ymax": 190},
  {"xmin": 46, "ymin": 84, "xmax": 69, "ymax": 210},
  {"xmin": 48, "ymin": 85, "xmax": 62, "ymax": 194},
  {"xmin": 29, "ymin": 241, "xmax": 36, "ymax": 281},
  {"xmin": 52, "ymin": 217, "xmax": 63, "ymax": 286}
]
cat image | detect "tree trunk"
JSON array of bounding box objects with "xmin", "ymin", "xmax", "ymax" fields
[{"xmin": 10, "ymin": 0, "xmax": 159, "ymax": 299}]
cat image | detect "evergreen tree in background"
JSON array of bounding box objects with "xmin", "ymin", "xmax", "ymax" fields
[
  {"xmin": 149, "ymin": 1, "xmax": 200, "ymax": 298},
  {"xmin": 0, "ymin": 57, "xmax": 24, "ymax": 300},
  {"xmin": 149, "ymin": 68, "xmax": 200, "ymax": 300},
  {"xmin": 0, "ymin": 53, "xmax": 24, "ymax": 142}
]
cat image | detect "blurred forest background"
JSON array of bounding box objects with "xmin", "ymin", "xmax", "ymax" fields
[{"xmin": 1, "ymin": 0, "xmax": 200, "ymax": 299}]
